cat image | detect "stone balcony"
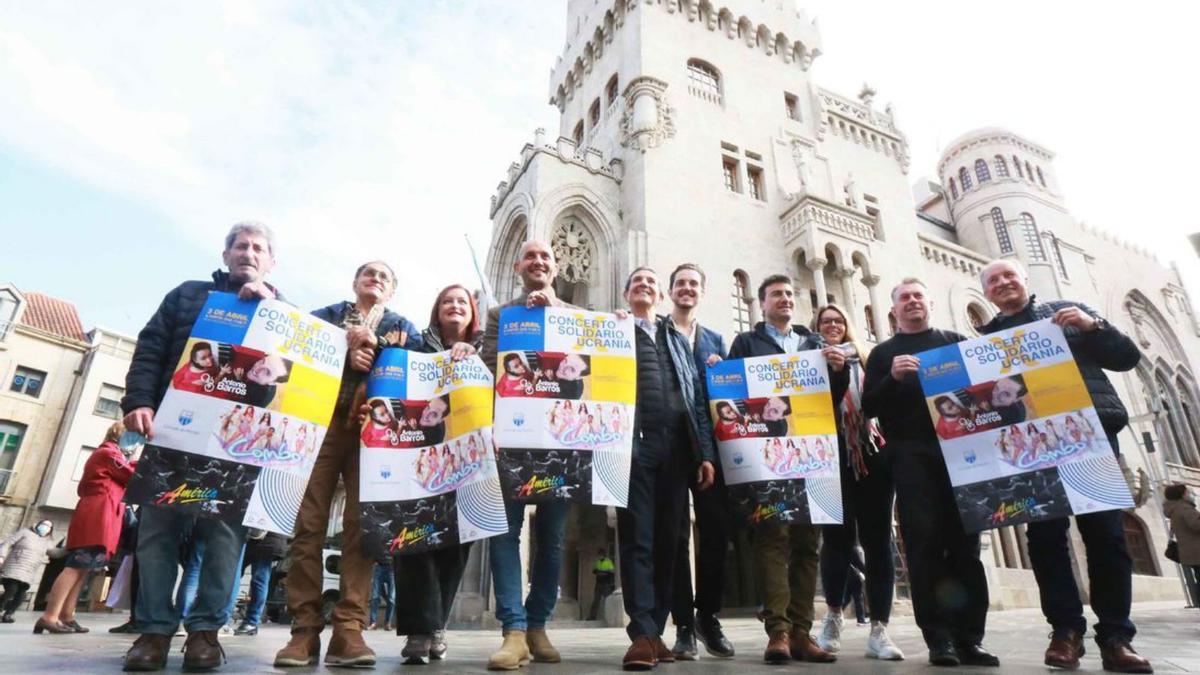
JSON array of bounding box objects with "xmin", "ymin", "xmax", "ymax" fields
[{"xmin": 779, "ymin": 193, "xmax": 878, "ymax": 248}]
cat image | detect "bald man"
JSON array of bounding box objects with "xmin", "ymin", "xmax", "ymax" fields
[{"xmin": 482, "ymin": 240, "xmax": 581, "ymax": 671}]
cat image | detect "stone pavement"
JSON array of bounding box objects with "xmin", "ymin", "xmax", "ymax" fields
[{"xmin": 1, "ymin": 602, "xmax": 1196, "ymax": 673}]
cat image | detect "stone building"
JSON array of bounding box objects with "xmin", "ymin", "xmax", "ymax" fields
[
  {"xmin": 477, "ymin": 0, "xmax": 1200, "ymax": 622},
  {"xmin": 0, "ymin": 284, "xmax": 135, "ymax": 547}
]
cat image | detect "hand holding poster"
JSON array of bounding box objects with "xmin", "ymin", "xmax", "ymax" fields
[
  {"xmin": 706, "ymin": 351, "xmax": 842, "ymax": 525},
  {"xmin": 358, "ymin": 348, "xmax": 507, "ymax": 556},
  {"xmin": 917, "ymin": 318, "xmax": 1133, "ymax": 531},
  {"xmin": 492, "ymin": 306, "xmax": 635, "ymax": 506},
  {"xmin": 125, "ymin": 293, "xmax": 346, "ymax": 534}
]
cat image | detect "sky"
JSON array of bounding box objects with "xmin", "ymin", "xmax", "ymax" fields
[{"xmin": 2, "ymin": 1, "xmax": 1197, "ymax": 336}]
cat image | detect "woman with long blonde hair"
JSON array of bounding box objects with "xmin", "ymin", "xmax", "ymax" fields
[{"xmin": 809, "ymin": 303, "xmax": 903, "ymax": 660}]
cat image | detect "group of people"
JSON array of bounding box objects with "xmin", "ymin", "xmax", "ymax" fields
[{"xmin": 5, "ymin": 221, "xmax": 1155, "ymax": 675}]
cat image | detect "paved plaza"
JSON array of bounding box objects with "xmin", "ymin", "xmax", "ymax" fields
[{"xmin": 1, "ymin": 602, "xmax": 1197, "ymax": 673}]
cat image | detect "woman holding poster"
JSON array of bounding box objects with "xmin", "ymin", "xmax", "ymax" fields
[
  {"xmin": 392, "ymin": 284, "xmax": 484, "ymax": 665},
  {"xmin": 810, "ymin": 303, "xmax": 904, "ymax": 661}
]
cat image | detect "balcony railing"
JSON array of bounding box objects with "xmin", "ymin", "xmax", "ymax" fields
[
  {"xmin": 687, "ymin": 86, "xmax": 723, "ymax": 106},
  {"xmin": 779, "ymin": 194, "xmax": 878, "ymax": 246}
]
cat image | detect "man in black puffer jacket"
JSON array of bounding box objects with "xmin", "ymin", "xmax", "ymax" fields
[
  {"xmin": 618, "ymin": 267, "xmax": 717, "ymax": 671},
  {"xmin": 727, "ymin": 274, "xmax": 848, "ymax": 666},
  {"xmin": 121, "ymin": 222, "xmax": 284, "ymax": 673},
  {"xmin": 979, "ymin": 259, "xmax": 1151, "ymax": 674}
]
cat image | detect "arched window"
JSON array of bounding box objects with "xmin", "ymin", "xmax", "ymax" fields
[
  {"xmin": 975, "ymin": 158, "xmax": 991, "ymax": 183},
  {"xmin": 959, "ymin": 166, "xmax": 973, "ymax": 191},
  {"xmin": 864, "ymin": 305, "xmax": 877, "ymax": 342},
  {"xmin": 1048, "ymin": 232, "xmax": 1069, "ymax": 280},
  {"xmin": 993, "ymin": 155, "xmax": 1009, "ymax": 178},
  {"xmin": 1158, "ymin": 373, "xmax": 1191, "ymax": 461},
  {"xmin": 551, "ymin": 217, "xmax": 597, "ymax": 308},
  {"xmin": 588, "ymin": 99, "xmax": 601, "ymax": 129},
  {"xmin": 1025, "ymin": 161, "xmax": 1034, "ymax": 182},
  {"xmin": 1018, "ymin": 212, "xmax": 1046, "ymax": 261},
  {"xmin": 686, "ymin": 59, "xmax": 722, "ymax": 103},
  {"xmin": 991, "ymin": 207, "xmax": 1013, "ymax": 254},
  {"xmin": 1036, "ymin": 166, "xmax": 1047, "ymax": 188},
  {"xmin": 572, "ymin": 120, "xmax": 583, "ymax": 146},
  {"xmin": 1122, "ymin": 514, "xmax": 1159, "ymax": 576},
  {"xmin": 0, "ymin": 420, "xmax": 27, "ymax": 495},
  {"xmin": 605, "ymin": 74, "xmax": 619, "ymax": 106},
  {"xmin": 1177, "ymin": 376, "xmax": 1200, "ymax": 457},
  {"xmin": 1013, "ymin": 156, "xmax": 1024, "ymax": 179},
  {"xmin": 948, "ymin": 177, "xmax": 959, "ymax": 200},
  {"xmin": 967, "ymin": 303, "xmax": 989, "ymax": 335},
  {"xmin": 732, "ymin": 270, "xmax": 752, "ymax": 333}
]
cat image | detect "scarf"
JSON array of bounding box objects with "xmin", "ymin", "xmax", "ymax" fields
[{"xmin": 839, "ymin": 345, "xmax": 884, "ymax": 480}]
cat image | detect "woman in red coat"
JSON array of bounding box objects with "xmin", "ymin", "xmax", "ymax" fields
[{"xmin": 35, "ymin": 422, "xmax": 136, "ymax": 634}]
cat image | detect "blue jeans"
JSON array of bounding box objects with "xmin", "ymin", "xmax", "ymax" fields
[
  {"xmin": 175, "ymin": 537, "xmax": 205, "ymax": 619},
  {"xmin": 135, "ymin": 505, "xmax": 247, "ymax": 634},
  {"xmin": 1027, "ymin": 433, "xmax": 1135, "ymax": 645},
  {"xmin": 369, "ymin": 562, "xmax": 395, "ymax": 626},
  {"xmin": 488, "ymin": 499, "xmax": 568, "ymax": 631},
  {"xmin": 235, "ymin": 553, "xmax": 274, "ymax": 626}
]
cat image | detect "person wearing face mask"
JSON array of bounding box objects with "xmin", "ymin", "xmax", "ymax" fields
[
  {"xmin": 392, "ymin": 283, "xmax": 483, "ymax": 665},
  {"xmin": 726, "ymin": 274, "xmax": 847, "ymax": 666},
  {"xmin": 36, "ymin": 422, "xmax": 135, "ymax": 634},
  {"xmin": 810, "ymin": 303, "xmax": 903, "ymax": 662},
  {"xmin": 273, "ymin": 260, "xmax": 421, "ymax": 669},
  {"xmin": 862, "ymin": 278, "xmax": 998, "ymax": 668},
  {"xmin": 120, "ymin": 222, "xmax": 282, "ymax": 672},
  {"xmin": 1163, "ymin": 484, "xmax": 1200, "ymax": 608},
  {"xmin": 0, "ymin": 519, "xmax": 60, "ymax": 624},
  {"xmin": 617, "ymin": 267, "xmax": 717, "ymax": 670},
  {"xmin": 979, "ymin": 259, "xmax": 1150, "ymax": 674}
]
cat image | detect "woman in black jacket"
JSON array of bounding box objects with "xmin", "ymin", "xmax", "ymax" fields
[{"xmin": 394, "ymin": 284, "xmax": 484, "ymax": 664}]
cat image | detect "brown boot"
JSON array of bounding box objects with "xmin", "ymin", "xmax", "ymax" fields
[
  {"xmin": 1099, "ymin": 640, "xmax": 1153, "ymax": 673},
  {"xmin": 1045, "ymin": 629, "xmax": 1085, "ymax": 670},
  {"xmin": 488, "ymin": 630, "xmax": 531, "ymax": 671},
  {"xmin": 123, "ymin": 633, "xmax": 172, "ymax": 672},
  {"xmin": 622, "ymin": 636, "xmax": 658, "ymax": 671},
  {"xmin": 652, "ymin": 636, "xmax": 675, "ymax": 663},
  {"xmin": 325, "ymin": 629, "xmax": 376, "ymax": 668},
  {"xmin": 181, "ymin": 631, "xmax": 225, "ymax": 672},
  {"xmin": 764, "ymin": 632, "xmax": 791, "ymax": 664},
  {"xmin": 273, "ymin": 629, "xmax": 321, "ymax": 667},
  {"xmin": 790, "ymin": 629, "xmax": 837, "ymax": 663},
  {"xmin": 526, "ymin": 627, "xmax": 561, "ymax": 663}
]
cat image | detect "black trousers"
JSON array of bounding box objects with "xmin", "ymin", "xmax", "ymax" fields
[
  {"xmin": 671, "ymin": 460, "xmax": 731, "ymax": 626},
  {"xmin": 392, "ymin": 542, "xmax": 472, "ymax": 635},
  {"xmin": 820, "ymin": 450, "xmax": 896, "ymax": 622},
  {"xmin": 1, "ymin": 578, "xmax": 30, "ymax": 613},
  {"xmin": 890, "ymin": 440, "xmax": 988, "ymax": 648},
  {"xmin": 618, "ymin": 429, "xmax": 691, "ymax": 640}
]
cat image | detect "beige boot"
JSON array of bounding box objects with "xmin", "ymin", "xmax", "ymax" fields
[
  {"xmin": 487, "ymin": 629, "xmax": 531, "ymax": 671},
  {"xmin": 526, "ymin": 627, "xmax": 562, "ymax": 663}
]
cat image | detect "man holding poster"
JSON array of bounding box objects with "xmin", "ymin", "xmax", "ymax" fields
[
  {"xmin": 274, "ymin": 261, "xmax": 420, "ymax": 669},
  {"xmin": 617, "ymin": 267, "xmax": 716, "ymax": 670},
  {"xmin": 120, "ymin": 223, "xmax": 283, "ymax": 672},
  {"xmin": 481, "ymin": 240, "xmax": 578, "ymax": 671},
  {"xmin": 861, "ymin": 278, "xmax": 998, "ymax": 668},
  {"xmin": 726, "ymin": 274, "xmax": 847, "ymax": 665},
  {"xmin": 979, "ymin": 259, "xmax": 1151, "ymax": 673}
]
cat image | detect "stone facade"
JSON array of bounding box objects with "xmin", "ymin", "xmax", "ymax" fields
[{"xmin": 480, "ymin": 0, "xmax": 1200, "ymax": 622}]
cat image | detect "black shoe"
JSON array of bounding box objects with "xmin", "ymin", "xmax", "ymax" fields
[
  {"xmin": 957, "ymin": 643, "xmax": 1001, "ymax": 667},
  {"xmin": 928, "ymin": 643, "xmax": 960, "ymax": 667},
  {"xmin": 672, "ymin": 625, "xmax": 698, "ymax": 661},
  {"xmin": 233, "ymin": 622, "xmax": 258, "ymax": 636},
  {"xmin": 110, "ymin": 620, "xmax": 138, "ymax": 634},
  {"xmin": 1, "ymin": 613, "xmax": 13, "ymax": 624},
  {"xmin": 695, "ymin": 615, "xmax": 735, "ymax": 658}
]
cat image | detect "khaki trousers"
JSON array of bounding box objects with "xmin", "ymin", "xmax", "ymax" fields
[
  {"xmin": 285, "ymin": 416, "xmax": 370, "ymax": 632},
  {"xmin": 753, "ymin": 520, "xmax": 820, "ymax": 636}
]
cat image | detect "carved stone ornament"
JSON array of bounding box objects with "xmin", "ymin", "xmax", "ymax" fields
[
  {"xmin": 620, "ymin": 76, "xmax": 675, "ymax": 152},
  {"xmin": 551, "ymin": 217, "xmax": 594, "ymax": 284}
]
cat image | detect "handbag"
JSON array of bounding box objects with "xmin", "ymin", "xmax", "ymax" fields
[{"xmin": 1166, "ymin": 539, "xmax": 1181, "ymax": 563}]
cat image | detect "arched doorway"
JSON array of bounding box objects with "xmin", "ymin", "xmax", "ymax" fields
[{"xmin": 1122, "ymin": 513, "xmax": 1159, "ymax": 577}]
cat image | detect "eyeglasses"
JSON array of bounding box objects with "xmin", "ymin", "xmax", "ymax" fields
[{"xmin": 818, "ymin": 317, "xmax": 846, "ymax": 326}]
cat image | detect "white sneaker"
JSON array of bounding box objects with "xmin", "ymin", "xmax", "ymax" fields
[
  {"xmin": 865, "ymin": 621, "xmax": 905, "ymax": 661},
  {"xmin": 817, "ymin": 611, "xmax": 843, "ymax": 653}
]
